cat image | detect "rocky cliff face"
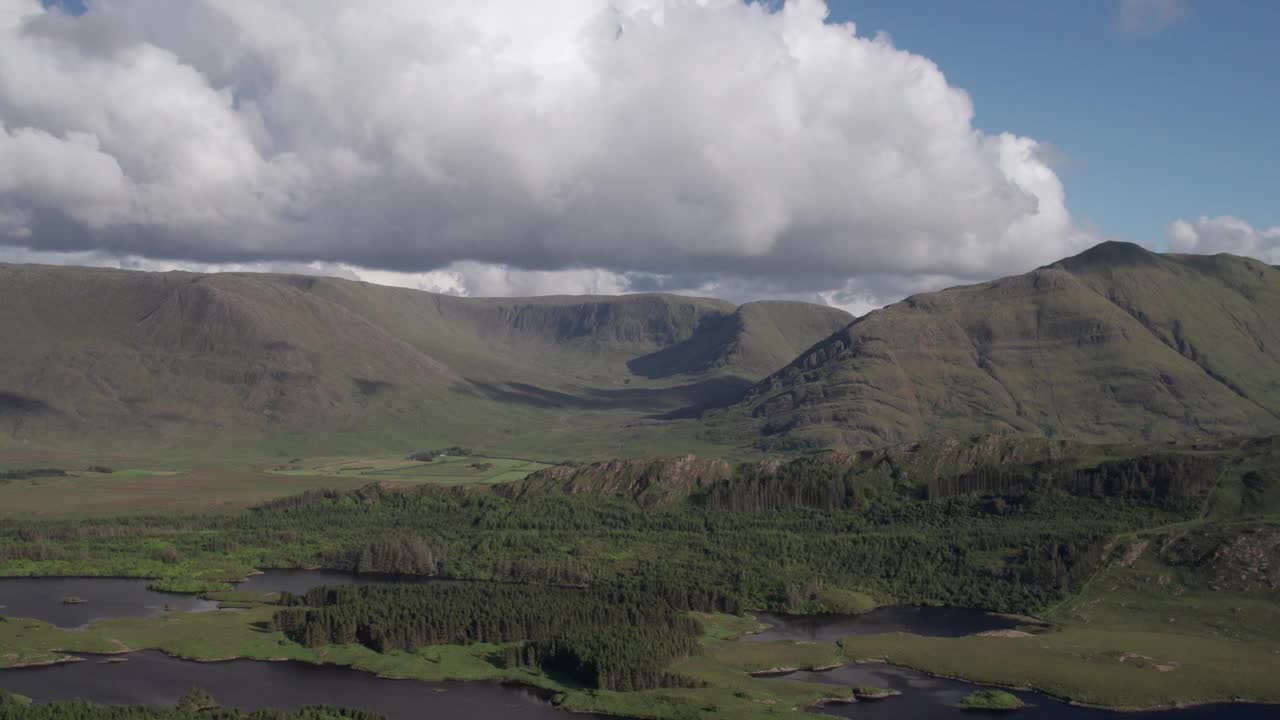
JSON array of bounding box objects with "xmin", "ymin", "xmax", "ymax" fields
[{"xmin": 1160, "ymin": 525, "xmax": 1280, "ymax": 592}]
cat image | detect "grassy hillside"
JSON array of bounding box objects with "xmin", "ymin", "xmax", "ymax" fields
[
  {"xmin": 7, "ymin": 242, "xmax": 1280, "ymax": 459},
  {"xmin": 0, "ymin": 264, "xmax": 849, "ymax": 460},
  {"xmin": 1054, "ymin": 243, "xmax": 1280, "ymax": 415},
  {"xmin": 627, "ymin": 300, "xmax": 854, "ymax": 380},
  {"xmin": 721, "ymin": 242, "xmax": 1280, "ymax": 450}
]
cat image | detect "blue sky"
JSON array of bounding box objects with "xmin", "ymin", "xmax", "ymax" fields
[{"xmin": 825, "ymin": 0, "xmax": 1280, "ymax": 248}]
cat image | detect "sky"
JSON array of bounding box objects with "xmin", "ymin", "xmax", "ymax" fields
[
  {"xmin": 825, "ymin": 0, "xmax": 1280, "ymax": 246},
  {"xmin": 1, "ymin": 0, "xmax": 1277, "ymax": 313}
]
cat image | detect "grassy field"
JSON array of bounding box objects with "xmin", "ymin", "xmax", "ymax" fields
[
  {"xmin": 839, "ymin": 627, "xmax": 1280, "ymax": 708},
  {"xmin": 1048, "ymin": 541, "xmax": 1280, "ymax": 644},
  {"xmin": 0, "ymin": 454, "xmax": 552, "ymax": 516},
  {"xmin": 834, "ymin": 512, "xmax": 1280, "ymax": 709},
  {"xmin": 273, "ymin": 454, "xmax": 552, "ymax": 485},
  {"xmin": 0, "ymin": 469, "xmax": 366, "ymax": 516},
  {"xmin": 0, "ymin": 468, "xmax": 431, "ymax": 517}
]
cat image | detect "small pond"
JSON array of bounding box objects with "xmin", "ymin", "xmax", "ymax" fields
[{"xmin": 743, "ymin": 605, "xmax": 1022, "ymax": 643}]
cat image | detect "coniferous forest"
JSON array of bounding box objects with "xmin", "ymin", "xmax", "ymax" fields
[
  {"xmin": 0, "ymin": 445, "xmax": 1231, "ymax": 615},
  {"xmin": 274, "ymin": 584, "xmax": 703, "ymax": 691}
]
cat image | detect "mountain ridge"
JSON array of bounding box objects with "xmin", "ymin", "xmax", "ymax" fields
[
  {"xmin": 0, "ymin": 262, "xmax": 849, "ymax": 456},
  {"xmin": 6, "ymin": 242, "xmax": 1280, "ymax": 458},
  {"xmin": 722, "ymin": 242, "xmax": 1280, "ymax": 450}
]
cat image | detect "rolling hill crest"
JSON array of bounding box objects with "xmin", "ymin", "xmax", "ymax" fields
[
  {"xmin": 725, "ymin": 242, "xmax": 1280, "ymax": 450},
  {"xmin": 4, "ymin": 241, "xmax": 1279, "ymax": 456},
  {"xmin": 0, "ymin": 263, "xmax": 848, "ymax": 454}
]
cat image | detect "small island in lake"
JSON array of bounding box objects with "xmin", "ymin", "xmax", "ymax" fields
[
  {"xmin": 853, "ymin": 686, "xmax": 901, "ymax": 700},
  {"xmin": 61, "ymin": 596, "xmax": 87, "ymax": 605},
  {"xmin": 958, "ymin": 690, "xmax": 1025, "ymax": 710}
]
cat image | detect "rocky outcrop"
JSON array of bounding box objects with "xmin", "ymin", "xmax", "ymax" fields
[{"xmin": 504, "ymin": 455, "xmax": 732, "ymax": 507}]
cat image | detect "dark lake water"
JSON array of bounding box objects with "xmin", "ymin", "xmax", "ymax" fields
[
  {"xmin": 743, "ymin": 605, "xmax": 1022, "ymax": 643},
  {"xmin": 0, "ymin": 569, "xmax": 444, "ymax": 628},
  {"xmin": 0, "ymin": 650, "xmax": 608, "ymax": 720},
  {"xmin": 770, "ymin": 662, "xmax": 1276, "ymax": 720},
  {"xmin": 0, "ymin": 577, "xmax": 218, "ymax": 628}
]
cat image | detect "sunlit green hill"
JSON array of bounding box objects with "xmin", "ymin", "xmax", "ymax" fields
[
  {"xmin": 721, "ymin": 242, "xmax": 1280, "ymax": 450},
  {"xmin": 0, "ymin": 264, "xmax": 848, "ymax": 458},
  {"xmin": 5, "ymin": 241, "xmax": 1280, "ymax": 460}
]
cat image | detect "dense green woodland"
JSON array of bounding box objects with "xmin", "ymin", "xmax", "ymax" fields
[
  {"xmin": 0, "ymin": 485, "xmax": 1134, "ymax": 611},
  {"xmin": 0, "ymin": 442, "xmax": 1243, "ymax": 615},
  {"xmin": 704, "ymin": 451, "xmax": 1225, "ymax": 513},
  {"xmin": 0, "ymin": 688, "xmax": 379, "ymax": 720},
  {"xmin": 274, "ymin": 584, "xmax": 702, "ymax": 691}
]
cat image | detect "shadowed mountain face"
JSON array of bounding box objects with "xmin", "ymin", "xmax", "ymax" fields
[
  {"xmin": 725, "ymin": 242, "xmax": 1280, "ymax": 450},
  {"xmin": 0, "ymin": 264, "xmax": 849, "ymax": 455}
]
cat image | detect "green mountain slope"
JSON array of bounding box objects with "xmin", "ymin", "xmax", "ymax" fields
[
  {"xmin": 0, "ymin": 267, "xmax": 469, "ymax": 453},
  {"xmin": 0, "ymin": 264, "xmax": 849, "ymax": 457},
  {"xmin": 7, "ymin": 242, "xmax": 1279, "ymax": 459},
  {"xmin": 722, "ymin": 242, "xmax": 1280, "ymax": 450},
  {"xmin": 1052, "ymin": 243, "xmax": 1280, "ymax": 414}
]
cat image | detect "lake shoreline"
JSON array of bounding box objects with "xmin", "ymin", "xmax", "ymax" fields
[
  {"xmin": 794, "ymin": 657, "xmax": 1278, "ymax": 714},
  {"xmin": 5, "ymin": 573, "xmax": 1277, "ymax": 718}
]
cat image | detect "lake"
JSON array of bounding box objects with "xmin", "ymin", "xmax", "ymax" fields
[
  {"xmin": 769, "ymin": 661, "xmax": 1276, "ymax": 720},
  {"xmin": 0, "ymin": 650, "xmax": 608, "ymax": 720},
  {"xmin": 0, "ymin": 569, "xmax": 441, "ymax": 628},
  {"xmin": 743, "ymin": 605, "xmax": 1024, "ymax": 643},
  {"xmin": 1, "ymin": 572, "xmax": 1274, "ymax": 720},
  {"xmin": 0, "ymin": 577, "xmax": 218, "ymax": 628}
]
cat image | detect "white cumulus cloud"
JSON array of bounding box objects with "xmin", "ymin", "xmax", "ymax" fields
[
  {"xmin": 1167, "ymin": 216, "xmax": 1280, "ymax": 265},
  {"xmin": 0, "ymin": 0, "xmax": 1097, "ymax": 305}
]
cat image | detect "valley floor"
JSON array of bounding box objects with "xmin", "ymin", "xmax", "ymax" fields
[
  {"xmin": 1, "ymin": 567, "xmax": 1277, "ymax": 718},
  {"xmin": 2, "ymin": 435, "xmax": 1278, "ymax": 718},
  {"xmin": 0, "ymin": 453, "xmax": 549, "ymax": 516}
]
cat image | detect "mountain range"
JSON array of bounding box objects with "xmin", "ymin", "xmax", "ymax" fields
[
  {"xmin": 0, "ymin": 262, "xmax": 849, "ymax": 457},
  {"xmin": 3, "ymin": 241, "xmax": 1278, "ymax": 458}
]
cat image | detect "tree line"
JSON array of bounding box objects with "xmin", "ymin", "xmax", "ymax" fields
[
  {"xmin": 272, "ymin": 584, "xmax": 703, "ymax": 691},
  {"xmin": 702, "ymin": 452, "xmax": 1224, "ymax": 513},
  {"xmin": 935, "ymin": 454, "xmax": 1224, "ymax": 511},
  {"xmin": 1, "ymin": 442, "xmax": 1247, "ymax": 622},
  {"xmin": 0, "ymin": 476, "xmax": 1174, "ymax": 614}
]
